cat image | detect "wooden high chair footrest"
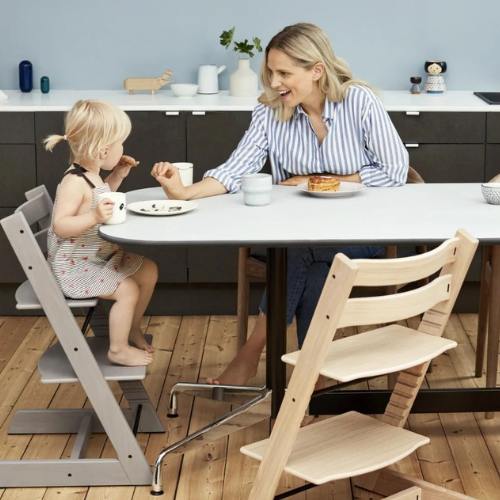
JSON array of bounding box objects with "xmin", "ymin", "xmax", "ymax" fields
[
  {"xmin": 38, "ymin": 336, "xmax": 148, "ymax": 384},
  {"xmin": 240, "ymin": 411, "xmax": 429, "ymax": 485},
  {"xmin": 282, "ymin": 324, "xmax": 457, "ymax": 382}
]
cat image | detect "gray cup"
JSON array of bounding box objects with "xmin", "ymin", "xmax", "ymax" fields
[{"xmin": 241, "ymin": 173, "xmax": 272, "ymax": 206}]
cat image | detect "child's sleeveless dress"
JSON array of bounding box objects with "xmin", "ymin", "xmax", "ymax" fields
[{"xmin": 47, "ymin": 164, "xmax": 143, "ymax": 299}]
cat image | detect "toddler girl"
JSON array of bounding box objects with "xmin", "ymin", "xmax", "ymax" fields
[{"xmin": 45, "ymin": 100, "xmax": 158, "ymax": 366}]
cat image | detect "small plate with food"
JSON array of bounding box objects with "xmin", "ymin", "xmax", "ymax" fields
[
  {"xmin": 128, "ymin": 199, "xmax": 198, "ymax": 216},
  {"xmin": 298, "ymin": 176, "xmax": 365, "ymax": 198}
]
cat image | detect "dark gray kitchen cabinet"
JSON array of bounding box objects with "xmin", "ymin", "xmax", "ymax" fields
[
  {"xmin": 486, "ymin": 113, "xmax": 500, "ymax": 144},
  {"xmin": 35, "ymin": 112, "xmax": 70, "ymax": 199},
  {"xmin": 389, "ymin": 112, "xmax": 485, "ymax": 144},
  {"xmin": 120, "ymin": 111, "xmax": 186, "ymax": 192},
  {"xmin": 389, "ymin": 112, "xmax": 486, "ymax": 183},
  {"xmin": 186, "ymin": 111, "xmax": 253, "ymax": 282},
  {"xmin": 485, "ymin": 114, "xmax": 500, "ymax": 181},
  {"xmin": 404, "ymin": 144, "xmax": 485, "ymax": 182},
  {"xmin": 0, "ymin": 145, "xmax": 36, "ymax": 206},
  {"xmin": 0, "ymin": 112, "xmax": 34, "ymax": 143}
]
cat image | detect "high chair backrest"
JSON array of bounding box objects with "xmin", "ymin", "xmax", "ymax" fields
[{"xmin": 15, "ymin": 185, "xmax": 53, "ymax": 255}]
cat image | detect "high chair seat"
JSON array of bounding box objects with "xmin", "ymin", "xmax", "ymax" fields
[
  {"xmin": 15, "ymin": 279, "xmax": 98, "ymax": 310},
  {"xmin": 241, "ymin": 411, "xmax": 429, "ymax": 484},
  {"xmin": 282, "ymin": 324, "xmax": 457, "ymax": 382}
]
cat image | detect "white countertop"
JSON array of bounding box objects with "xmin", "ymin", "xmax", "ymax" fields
[
  {"xmin": 100, "ymin": 184, "xmax": 500, "ymax": 246},
  {"xmin": 0, "ymin": 90, "xmax": 499, "ymax": 112}
]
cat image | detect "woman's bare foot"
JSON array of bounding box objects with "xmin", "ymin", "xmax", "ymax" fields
[
  {"xmin": 129, "ymin": 329, "xmax": 154, "ymax": 353},
  {"xmin": 108, "ymin": 345, "xmax": 153, "ymax": 366},
  {"xmin": 207, "ymin": 353, "xmax": 259, "ymax": 386}
]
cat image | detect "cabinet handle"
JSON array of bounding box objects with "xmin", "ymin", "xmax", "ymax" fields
[
  {"xmin": 192, "ymin": 111, "xmax": 206, "ymax": 116},
  {"xmin": 405, "ymin": 143, "xmax": 420, "ymax": 148},
  {"xmin": 165, "ymin": 111, "xmax": 180, "ymax": 116},
  {"xmin": 405, "ymin": 111, "xmax": 420, "ymax": 116}
]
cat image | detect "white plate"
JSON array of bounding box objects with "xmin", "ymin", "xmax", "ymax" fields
[
  {"xmin": 127, "ymin": 199, "xmax": 198, "ymax": 216},
  {"xmin": 298, "ymin": 181, "xmax": 365, "ymax": 198}
]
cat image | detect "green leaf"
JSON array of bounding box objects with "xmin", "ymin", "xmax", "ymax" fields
[
  {"xmin": 253, "ymin": 37, "xmax": 263, "ymax": 52},
  {"xmin": 234, "ymin": 39, "xmax": 255, "ymax": 57},
  {"xmin": 219, "ymin": 27, "xmax": 235, "ymax": 48}
]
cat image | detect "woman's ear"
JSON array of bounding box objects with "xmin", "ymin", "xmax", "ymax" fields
[{"xmin": 312, "ymin": 62, "xmax": 325, "ymax": 81}]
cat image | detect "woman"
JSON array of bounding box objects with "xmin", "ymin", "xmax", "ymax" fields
[{"xmin": 151, "ymin": 23, "xmax": 409, "ymax": 385}]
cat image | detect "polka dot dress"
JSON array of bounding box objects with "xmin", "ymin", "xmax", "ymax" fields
[{"xmin": 47, "ymin": 182, "xmax": 143, "ymax": 299}]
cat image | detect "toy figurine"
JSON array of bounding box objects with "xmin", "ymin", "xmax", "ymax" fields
[
  {"xmin": 410, "ymin": 76, "xmax": 422, "ymax": 94},
  {"xmin": 424, "ymin": 61, "xmax": 447, "ymax": 93}
]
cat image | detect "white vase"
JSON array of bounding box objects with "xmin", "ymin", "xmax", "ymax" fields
[{"xmin": 229, "ymin": 58, "xmax": 258, "ymax": 97}]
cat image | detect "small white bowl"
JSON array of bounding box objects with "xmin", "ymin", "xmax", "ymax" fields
[
  {"xmin": 171, "ymin": 83, "xmax": 198, "ymax": 97},
  {"xmin": 481, "ymin": 183, "xmax": 500, "ymax": 205}
]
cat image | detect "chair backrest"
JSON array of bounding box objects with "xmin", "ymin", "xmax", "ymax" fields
[{"xmin": 15, "ymin": 185, "xmax": 53, "ymax": 254}]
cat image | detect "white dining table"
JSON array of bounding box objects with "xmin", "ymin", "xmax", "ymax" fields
[{"xmin": 100, "ymin": 183, "xmax": 500, "ymax": 416}]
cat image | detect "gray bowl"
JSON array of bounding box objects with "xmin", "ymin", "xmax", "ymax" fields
[{"xmin": 481, "ymin": 183, "xmax": 500, "ymax": 205}]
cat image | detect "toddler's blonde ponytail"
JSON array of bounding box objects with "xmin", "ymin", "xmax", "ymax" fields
[{"xmin": 43, "ymin": 134, "xmax": 66, "ymax": 152}]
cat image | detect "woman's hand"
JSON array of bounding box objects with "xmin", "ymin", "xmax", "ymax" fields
[
  {"xmin": 112, "ymin": 155, "xmax": 140, "ymax": 179},
  {"xmin": 151, "ymin": 162, "xmax": 189, "ymax": 200},
  {"xmin": 280, "ymin": 175, "xmax": 311, "ymax": 186}
]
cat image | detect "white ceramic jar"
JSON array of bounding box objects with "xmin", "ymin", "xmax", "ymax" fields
[{"xmin": 229, "ymin": 58, "xmax": 258, "ymax": 97}]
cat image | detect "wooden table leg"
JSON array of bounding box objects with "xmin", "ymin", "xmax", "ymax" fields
[
  {"xmin": 266, "ymin": 247, "xmax": 287, "ymax": 418},
  {"xmin": 486, "ymin": 245, "xmax": 500, "ymax": 419}
]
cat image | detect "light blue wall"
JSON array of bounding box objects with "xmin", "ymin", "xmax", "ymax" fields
[{"xmin": 1, "ymin": 0, "xmax": 499, "ymax": 91}]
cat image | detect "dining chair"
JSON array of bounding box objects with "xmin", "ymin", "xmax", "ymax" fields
[
  {"xmin": 236, "ymin": 166, "xmax": 427, "ymax": 348},
  {"xmin": 0, "ymin": 185, "xmax": 164, "ymax": 487},
  {"xmin": 240, "ymin": 229, "xmax": 477, "ymax": 500}
]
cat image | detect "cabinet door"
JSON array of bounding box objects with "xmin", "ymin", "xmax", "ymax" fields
[
  {"xmin": 390, "ymin": 112, "xmax": 485, "ymax": 143},
  {"xmin": 186, "ymin": 111, "xmax": 253, "ymax": 282},
  {"xmin": 0, "ymin": 145, "xmax": 36, "ymax": 207},
  {"xmin": 35, "ymin": 112, "xmax": 70, "ymax": 199},
  {"xmin": 120, "ymin": 111, "xmax": 186, "ymax": 192},
  {"xmin": 405, "ymin": 144, "xmax": 485, "ymax": 182},
  {"xmin": 486, "ymin": 144, "xmax": 500, "ymax": 181},
  {"xmin": 0, "ymin": 113, "xmax": 34, "ymax": 143},
  {"xmin": 487, "ymin": 113, "xmax": 500, "ymax": 144}
]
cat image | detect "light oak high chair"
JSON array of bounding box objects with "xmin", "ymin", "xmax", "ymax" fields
[
  {"xmin": 0, "ymin": 185, "xmax": 164, "ymax": 487},
  {"xmin": 241, "ymin": 229, "xmax": 478, "ymax": 500}
]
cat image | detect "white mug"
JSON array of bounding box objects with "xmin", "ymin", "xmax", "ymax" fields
[
  {"xmin": 172, "ymin": 162, "xmax": 194, "ymax": 187},
  {"xmin": 97, "ymin": 191, "xmax": 127, "ymax": 225},
  {"xmin": 241, "ymin": 173, "xmax": 272, "ymax": 206}
]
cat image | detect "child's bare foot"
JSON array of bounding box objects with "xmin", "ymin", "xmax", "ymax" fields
[
  {"xmin": 129, "ymin": 329, "xmax": 154, "ymax": 353},
  {"xmin": 207, "ymin": 355, "xmax": 259, "ymax": 386},
  {"xmin": 108, "ymin": 345, "xmax": 153, "ymax": 366}
]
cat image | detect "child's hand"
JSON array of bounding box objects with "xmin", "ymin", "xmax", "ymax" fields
[
  {"xmin": 151, "ymin": 161, "xmax": 189, "ymax": 200},
  {"xmin": 94, "ymin": 198, "xmax": 115, "ymax": 223},
  {"xmin": 113, "ymin": 155, "xmax": 140, "ymax": 179}
]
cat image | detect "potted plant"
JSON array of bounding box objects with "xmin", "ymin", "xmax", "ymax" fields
[{"xmin": 219, "ymin": 27, "xmax": 263, "ymax": 97}]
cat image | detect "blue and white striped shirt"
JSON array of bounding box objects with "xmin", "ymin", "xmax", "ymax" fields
[{"xmin": 204, "ymin": 85, "xmax": 409, "ymax": 192}]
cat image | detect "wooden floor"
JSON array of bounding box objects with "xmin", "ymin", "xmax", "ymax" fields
[{"xmin": 0, "ymin": 313, "xmax": 498, "ymax": 500}]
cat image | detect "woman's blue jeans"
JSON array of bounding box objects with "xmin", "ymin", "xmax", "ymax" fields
[{"xmin": 259, "ymin": 246, "xmax": 384, "ymax": 346}]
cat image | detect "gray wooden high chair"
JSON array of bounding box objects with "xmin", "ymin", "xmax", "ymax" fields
[{"xmin": 0, "ymin": 185, "xmax": 163, "ymax": 487}]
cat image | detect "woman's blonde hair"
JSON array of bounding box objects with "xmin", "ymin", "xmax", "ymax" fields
[
  {"xmin": 44, "ymin": 100, "xmax": 131, "ymax": 162},
  {"xmin": 259, "ymin": 23, "xmax": 368, "ymax": 121}
]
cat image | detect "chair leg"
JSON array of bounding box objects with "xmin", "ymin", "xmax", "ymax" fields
[
  {"xmin": 476, "ymin": 246, "xmax": 491, "ymax": 377},
  {"xmin": 237, "ymin": 247, "xmax": 251, "ymax": 348}
]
